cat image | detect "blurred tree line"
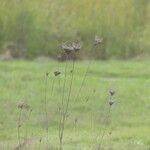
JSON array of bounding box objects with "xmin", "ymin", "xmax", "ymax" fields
[{"xmin": 0, "ymin": 0, "xmax": 149, "ymax": 59}]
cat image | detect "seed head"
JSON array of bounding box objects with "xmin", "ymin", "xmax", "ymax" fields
[
  {"xmin": 18, "ymin": 101, "xmax": 25, "ymax": 109},
  {"xmin": 94, "ymin": 36, "xmax": 103, "ymax": 46},
  {"xmin": 109, "ymin": 100, "xmax": 114, "ymax": 106},
  {"xmin": 17, "ymin": 101, "xmax": 31, "ymax": 111},
  {"xmin": 54, "ymin": 71, "xmax": 61, "ymax": 76},
  {"xmin": 72, "ymin": 41, "xmax": 82, "ymax": 52},
  {"xmin": 109, "ymin": 89, "xmax": 115, "ymax": 96},
  {"xmin": 62, "ymin": 41, "xmax": 82, "ymax": 54},
  {"xmin": 62, "ymin": 41, "xmax": 74, "ymax": 54}
]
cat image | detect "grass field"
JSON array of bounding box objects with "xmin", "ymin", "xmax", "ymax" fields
[{"xmin": 0, "ymin": 60, "xmax": 150, "ymax": 150}]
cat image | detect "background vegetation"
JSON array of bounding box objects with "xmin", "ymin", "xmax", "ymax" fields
[
  {"xmin": 0, "ymin": 0, "xmax": 150, "ymax": 59},
  {"xmin": 0, "ymin": 60, "xmax": 150, "ymax": 149}
]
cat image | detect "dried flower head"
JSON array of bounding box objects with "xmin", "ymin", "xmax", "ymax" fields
[
  {"xmin": 109, "ymin": 100, "xmax": 114, "ymax": 106},
  {"xmin": 109, "ymin": 89, "xmax": 115, "ymax": 96},
  {"xmin": 17, "ymin": 101, "xmax": 31, "ymax": 110},
  {"xmin": 62, "ymin": 41, "xmax": 74, "ymax": 54},
  {"xmin": 18, "ymin": 101, "xmax": 25, "ymax": 109},
  {"xmin": 54, "ymin": 71, "xmax": 61, "ymax": 76},
  {"xmin": 62, "ymin": 41, "xmax": 82, "ymax": 54},
  {"xmin": 72, "ymin": 41, "xmax": 82, "ymax": 52},
  {"xmin": 94, "ymin": 36, "xmax": 103, "ymax": 46}
]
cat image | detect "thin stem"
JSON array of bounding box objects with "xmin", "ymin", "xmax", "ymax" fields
[
  {"xmin": 59, "ymin": 55, "xmax": 68, "ymax": 150},
  {"xmin": 17, "ymin": 109, "xmax": 22, "ymax": 148},
  {"xmin": 51, "ymin": 77, "xmax": 55, "ymax": 96},
  {"xmin": 74, "ymin": 43, "xmax": 98, "ymax": 102},
  {"xmin": 64, "ymin": 59, "xmax": 75, "ymax": 115},
  {"xmin": 59, "ymin": 57, "xmax": 75, "ymax": 150},
  {"xmin": 61, "ymin": 55, "xmax": 68, "ymax": 115},
  {"xmin": 44, "ymin": 74, "xmax": 49, "ymax": 147},
  {"xmin": 74, "ymin": 60, "xmax": 92, "ymax": 102},
  {"xmin": 24, "ymin": 109, "xmax": 32, "ymax": 150},
  {"xmin": 98, "ymin": 106, "xmax": 111, "ymax": 150},
  {"xmin": 25, "ymin": 109, "xmax": 32, "ymax": 140},
  {"xmin": 58, "ymin": 76, "xmax": 62, "ymax": 142}
]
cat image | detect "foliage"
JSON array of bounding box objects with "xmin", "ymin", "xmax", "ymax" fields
[{"xmin": 0, "ymin": 0, "xmax": 150, "ymax": 59}]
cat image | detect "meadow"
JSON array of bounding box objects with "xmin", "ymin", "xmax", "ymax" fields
[{"xmin": 0, "ymin": 59, "xmax": 150, "ymax": 150}]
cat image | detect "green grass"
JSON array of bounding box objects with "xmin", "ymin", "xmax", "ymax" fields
[{"xmin": 0, "ymin": 60, "xmax": 150, "ymax": 150}]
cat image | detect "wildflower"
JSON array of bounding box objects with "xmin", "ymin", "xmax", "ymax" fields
[
  {"xmin": 72, "ymin": 41, "xmax": 82, "ymax": 52},
  {"xmin": 62, "ymin": 41, "xmax": 82, "ymax": 54},
  {"xmin": 109, "ymin": 89, "xmax": 115, "ymax": 96},
  {"xmin": 94, "ymin": 36, "xmax": 103, "ymax": 46},
  {"xmin": 62, "ymin": 41, "xmax": 74, "ymax": 54}
]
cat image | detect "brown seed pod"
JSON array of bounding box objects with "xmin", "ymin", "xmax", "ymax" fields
[
  {"xmin": 109, "ymin": 89, "xmax": 115, "ymax": 96},
  {"xmin": 109, "ymin": 100, "xmax": 114, "ymax": 106},
  {"xmin": 54, "ymin": 71, "xmax": 61, "ymax": 76}
]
